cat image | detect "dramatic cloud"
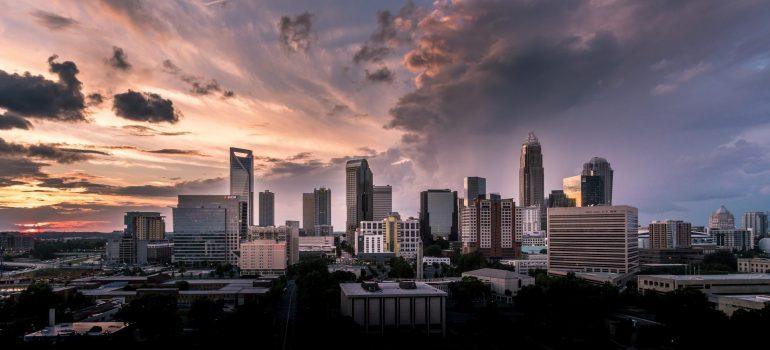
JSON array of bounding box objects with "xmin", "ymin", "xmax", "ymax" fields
[
  {"xmin": 365, "ymin": 67, "xmax": 394, "ymax": 83},
  {"xmin": 86, "ymin": 93, "xmax": 104, "ymax": 106},
  {"xmin": 97, "ymin": 0, "xmax": 167, "ymax": 32},
  {"xmin": 107, "ymin": 46, "xmax": 131, "ymax": 71},
  {"xmin": 279, "ymin": 12, "xmax": 314, "ymax": 52},
  {"xmin": 121, "ymin": 124, "xmax": 189, "ymax": 137},
  {"xmin": 145, "ymin": 149, "xmax": 207, "ymax": 156},
  {"xmin": 352, "ymin": 1, "xmax": 418, "ymax": 64},
  {"xmin": 161, "ymin": 60, "xmax": 234, "ymax": 98},
  {"xmin": 30, "ymin": 10, "xmax": 78, "ymax": 30},
  {"xmin": 0, "ymin": 137, "xmax": 107, "ymax": 164},
  {"xmin": 0, "ymin": 55, "xmax": 85, "ymax": 121},
  {"xmin": 37, "ymin": 176, "xmax": 225, "ymax": 198},
  {"xmin": 112, "ymin": 90, "xmax": 180, "ymax": 123},
  {"xmin": 0, "ymin": 113, "xmax": 32, "ymax": 130},
  {"xmin": 0, "ymin": 156, "xmax": 46, "ymax": 187}
]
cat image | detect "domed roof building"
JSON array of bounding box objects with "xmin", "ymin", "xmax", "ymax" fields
[{"xmin": 709, "ymin": 205, "xmax": 735, "ymax": 230}]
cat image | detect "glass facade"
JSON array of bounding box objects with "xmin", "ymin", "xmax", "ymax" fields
[
  {"xmin": 230, "ymin": 148, "xmax": 254, "ymax": 226},
  {"xmin": 420, "ymin": 189, "xmax": 458, "ymax": 240}
]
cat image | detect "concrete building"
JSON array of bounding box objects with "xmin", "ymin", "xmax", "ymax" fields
[
  {"xmin": 562, "ymin": 175, "xmax": 582, "ymax": 207},
  {"xmin": 25, "ymin": 322, "xmax": 129, "ymax": 342},
  {"xmin": 146, "ymin": 241, "xmax": 173, "ymax": 264},
  {"xmin": 738, "ymin": 258, "xmax": 770, "ymax": 273},
  {"xmin": 521, "ymin": 233, "xmax": 547, "ymax": 247},
  {"xmin": 460, "ymin": 197, "xmax": 517, "ymax": 259},
  {"xmin": 346, "ymin": 159, "xmax": 374, "ymax": 239},
  {"xmin": 420, "ymin": 189, "xmax": 458, "ymax": 241},
  {"xmin": 230, "ymin": 147, "xmax": 254, "ymax": 226},
  {"xmin": 422, "ymin": 256, "xmax": 451, "ymax": 265},
  {"xmin": 373, "ymin": 185, "xmax": 392, "ymax": 221},
  {"xmin": 649, "ymin": 220, "xmax": 692, "ymax": 249},
  {"xmin": 500, "ymin": 257, "xmax": 548, "ymax": 275},
  {"xmin": 638, "ymin": 274, "xmax": 770, "ymax": 294},
  {"xmin": 340, "ymin": 281, "xmax": 446, "ymax": 335},
  {"xmin": 314, "ymin": 187, "xmax": 332, "ymax": 233},
  {"xmin": 258, "ymin": 190, "xmax": 275, "ymax": 227},
  {"xmin": 547, "ymin": 206, "xmax": 639, "ymax": 275},
  {"xmin": 716, "ymin": 295, "xmax": 770, "ymax": 316},
  {"xmin": 742, "ymin": 211, "xmax": 768, "ymax": 240},
  {"xmin": 355, "ymin": 214, "xmax": 420, "ymax": 259},
  {"xmin": 547, "ymin": 190, "xmax": 576, "ymax": 208},
  {"xmin": 581, "ymin": 157, "xmax": 613, "ymax": 205},
  {"xmin": 249, "ymin": 225, "xmax": 299, "ymax": 266},
  {"xmin": 298, "ymin": 236, "xmax": 335, "ymax": 254},
  {"xmin": 515, "ymin": 205, "xmax": 544, "ymax": 243},
  {"xmin": 302, "ymin": 192, "xmax": 315, "ymax": 233},
  {"xmin": 709, "ymin": 205, "xmax": 735, "ymax": 231},
  {"xmin": 124, "ymin": 212, "xmax": 165, "ymax": 241},
  {"xmin": 172, "ymin": 195, "xmax": 247, "ymax": 266},
  {"xmin": 712, "ymin": 229, "xmax": 753, "ymax": 251},
  {"xmin": 519, "ymin": 132, "xmax": 544, "ymax": 207},
  {"xmin": 239, "ymin": 239, "xmax": 286, "ymax": 276},
  {"xmin": 463, "ymin": 176, "xmax": 486, "ymax": 206},
  {"xmin": 462, "ymin": 268, "xmax": 535, "ymax": 301}
]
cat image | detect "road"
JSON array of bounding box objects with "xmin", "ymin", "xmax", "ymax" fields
[{"xmin": 278, "ymin": 280, "xmax": 297, "ymax": 350}]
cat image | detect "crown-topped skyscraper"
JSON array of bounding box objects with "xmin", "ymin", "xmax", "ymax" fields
[{"xmin": 519, "ymin": 132, "xmax": 544, "ymax": 207}]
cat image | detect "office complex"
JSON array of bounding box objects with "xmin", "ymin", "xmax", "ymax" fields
[
  {"xmin": 742, "ymin": 211, "xmax": 768, "ymax": 239},
  {"xmin": 302, "ymin": 192, "xmax": 314, "ymax": 233},
  {"xmin": 547, "ymin": 206, "xmax": 639, "ymax": 275},
  {"xmin": 124, "ymin": 212, "xmax": 165, "ymax": 241},
  {"xmin": 420, "ymin": 189, "xmax": 458, "ymax": 241},
  {"xmin": 355, "ymin": 214, "xmax": 420, "ymax": 259},
  {"xmin": 464, "ymin": 176, "xmax": 486, "ymax": 206},
  {"xmin": 172, "ymin": 195, "xmax": 247, "ymax": 266},
  {"xmin": 547, "ymin": 190, "xmax": 576, "ymax": 208},
  {"xmin": 519, "ymin": 132, "xmax": 544, "ymax": 207},
  {"xmin": 649, "ymin": 220, "xmax": 692, "ymax": 249},
  {"xmin": 239, "ymin": 239, "xmax": 287, "ymax": 276},
  {"xmin": 460, "ymin": 197, "xmax": 517, "ymax": 259},
  {"xmin": 373, "ymin": 185, "xmax": 393, "ymax": 221},
  {"xmin": 229, "ymin": 148, "xmax": 254, "ymax": 226},
  {"xmin": 258, "ymin": 190, "xmax": 275, "ymax": 227},
  {"xmin": 580, "ymin": 175, "xmax": 605, "ymax": 206},
  {"xmin": 582, "ymin": 157, "xmax": 613, "ymax": 205},
  {"xmin": 709, "ymin": 205, "xmax": 735, "ymax": 230},
  {"xmin": 346, "ymin": 159, "xmax": 374, "ymax": 238},
  {"xmin": 712, "ymin": 229, "xmax": 753, "ymax": 251},
  {"xmin": 563, "ymin": 175, "xmax": 582, "ymax": 207}
]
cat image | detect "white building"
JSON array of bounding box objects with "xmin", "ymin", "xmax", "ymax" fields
[
  {"xmin": 521, "ymin": 232, "xmax": 547, "ymax": 247},
  {"xmin": 515, "ymin": 205, "xmax": 544, "ymax": 243},
  {"xmin": 239, "ymin": 240, "xmax": 287, "ymax": 276},
  {"xmin": 355, "ymin": 215, "xmax": 421, "ymax": 259},
  {"xmin": 712, "ymin": 229, "xmax": 753, "ymax": 251},
  {"xmin": 422, "ymin": 256, "xmax": 451, "ymax": 265},
  {"xmin": 461, "ymin": 268, "xmax": 535, "ymax": 302},
  {"xmin": 638, "ymin": 274, "xmax": 770, "ymax": 294},
  {"xmin": 299, "ymin": 236, "xmax": 335, "ymax": 254},
  {"xmin": 500, "ymin": 258, "xmax": 548, "ymax": 275}
]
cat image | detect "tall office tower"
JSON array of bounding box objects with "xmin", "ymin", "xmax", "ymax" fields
[
  {"xmin": 464, "ymin": 177, "xmax": 487, "ymax": 206},
  {"xmin": 172, "ymin": 195, "xmax": 247, "ymax": 266},
  {"xmin": 582, "ymin": 157, "xmax": 614, "ymax": 205},
  {"xmin": 563, "ymin": 175, "xmax": 582, "ymax": 207},
  {"xmin": 314, "ymin": 187, "xmax": 332, "ymax": 233},
  {"xmin": 460, "ymin": 197, "xmax": 517, "ymax": 259},
  {"xmin": 346, "ymin": 159, "xmax": 373, "ymax": 238},
  {"xmin": 709, "ymin": 205, "xmax": 735, "ymax": 231},
  {"xmin": 420, "ymin": 189, "xmax": 459, "ymax": 241},
  {"xmin": 229, "ymin": 148, "xmax": 254, "ymax": 226},
  {"xmin": 547, "ymin": 190, "xmax": 576, "ymax": 208},
  {"xmin": 548, "ymin": 206, "xmax": 639, "ymax": 275},
  {"xmin": 258, "ymin": 190, "xmax": 275, "ymax": 227},
  {"xmin": 580, "ymin": 175, "xmax": 605, "ymax": 206},
  {"xmin": 372, "ymin": 185, "xmax": 393, "ymax": 221},
  {"xmin": 124, "ymin": 212, "xmax": 165, "ymax": 241},
  {"xmin": 649, "ymin": 220, "xmax": 692, "ymax": 249},
  {"xmin": 515, "ymin": 205, "xmax": 544, "ymax": 243},
  {"xmin": 519, "ymin": 132, "xmax": 544, "ymax": 207},
  {"xmin": 742, "ymin": 211, "xmax": 768, "ymax": 239},
  {"xmin": 302, "ymin": 192, "xmax": 315, "ymax": 233}
]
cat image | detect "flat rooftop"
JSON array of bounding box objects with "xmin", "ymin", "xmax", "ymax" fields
[
  {"xmin": 719, "ymin": 294, "xmax": 770, "ymax": 303},
  {"xmin": 463, "ymin": 268, "xmax": 528, "ymax": 280},
  {"xmin": 25, "ymin": 322, "xmax": 127, "ymax": 338},
  {"xmin": 340, "ymin": 282, "xmax": 446, "ymax": 297},
  {"xmin": 639, "ymin": 274, "xmax": 770, "ymax": 281}
]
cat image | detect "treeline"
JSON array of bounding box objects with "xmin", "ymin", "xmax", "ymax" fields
[{"xmin": 30, "ymin": 239, "xmax": 107, "ymax": 260}]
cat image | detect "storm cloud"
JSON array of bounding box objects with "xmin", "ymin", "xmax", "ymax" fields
[
  {"xmin": 0, "ymin": 113, "xmax": 33, "ymax": 130},
  {"xmin": 278, "ymin": 12, "xmax": 314, "ymax": 53},
  {"xmin": 107, "ymin": 46, "xmax": 132, "ymax": 70},
  {"xmin": 112, "ymin": 90, "xmax": 180, "ymax": 123},
  {"xmin": 365, "ymin": 67, "xmax": 394, "ymax": 83}
]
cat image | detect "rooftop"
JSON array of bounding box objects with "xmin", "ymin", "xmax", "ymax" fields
[
  {"xmin": 639, "ymin": 274, "xmax": 770, "ymax": 281},
  {"xmin": 340, "ymin": 282, "xmax": 446, "ymax": 297},
  {"xmin": 463, "ymin": 268, "xmax": 527, "ymax": 280},
  {"xmin": 24, "ymin": 322, "xmax": 127, "ymax": 339}
]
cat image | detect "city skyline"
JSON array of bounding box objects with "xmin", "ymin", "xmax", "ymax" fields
[{"xmin": 2, "ymin": 1, "xmax": 770, "ymax": 232}]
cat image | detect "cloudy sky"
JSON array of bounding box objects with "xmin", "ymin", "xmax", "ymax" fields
[{"xmin": 1, "ymin": 0, "xmax": 769, "ymax": 233}]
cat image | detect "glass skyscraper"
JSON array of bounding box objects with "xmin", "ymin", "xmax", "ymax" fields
[
  {"xmin": 519, "ymin": 132, "xmax": 544, "ymax": 207},
  {"xmin": 463, "ymin": 176, "xmax": 486, "ymax": 206},
  {"xmin": 582, "ymin": 157, "xmax": 613, "ymax": 205},
  {"xmin": 373, "ymin": 185, "xmax": 392, "ymax": 221},
  {"xmin": 172, "ymin": 195, "xmax": 247, "ymax": 266},
  {"xmin": 259, "ymin": 190, "xmax": 275, "ymax": 227},
  {"xmin": 346, "ymin": 159, "xmax": 373, "ymax": 237},
  {"xmin": 420, "ymin": 189, "xmax": 458, "ymax": 241},
  {"xmin": 229, "ymin": 147, "xmax": 254, "ymax": 226}
]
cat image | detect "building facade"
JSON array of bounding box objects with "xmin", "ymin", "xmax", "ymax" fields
[
  {"xmin": 562, "ymin": 175, "xmax": 582, "ymax": 207},
  {"xmin": 709, "ymin": 205, "xmax": 735, "ymax": 231},
  {"xmin": 515, "ymin": 205, "xmax": 544, "ymax": 243},
  {"xmin": 229, "ymin": 147, "xmax": 254, "ymax": 226},
  {"xmin": 239, "ymin": 239, "xmax": 287, "ymax": 276},
  {"xmin": 460, "ymin": 197, "xmax": 517, "ymax": 259},
  {"xmin": 302, "ymin": 192, "xmax": 315, "ymax": 233},
  {"xmin": 346, "ymin": 159, "xmax": 374, "ymax": 239},
  {"xmin": 712, "ymin": 229, "xmax": 753, "ymax": 251},
  {"xmin": 649, "ymin": 220, "xmax": 692, "ymax": 249},
  {"xmin": 737, "ymin": 258, "xmax": 770, "ymax": 273},
  {"xmin": 547, "ymin": 206, "xmax": 639, "ymax": 275},
  {"xmin": 249, "ymin": 225, "xmax": 299, "ymax": 266},
  {"xmin": 172, "ymin": 195, "xmax": 247, "ymax": 266},
  {"xmin": 258, "ymin": 190, "xmax": 275, "ymax": 227},
  {"xmin": 742, "ymin": 211, "xmax": 768, "ymax": 240},
  {"xmin": 464, "ymin": 176, "xmax": 487, "ymax": 206},
  {"xmin": 581, "ymin": 157, "xmax": 613, "ymax": 205},
  {"xmin": 519, "ymin": 132, "xmax": 544, "ymax": 207},
  {"xmin": 547, "ymin": 190, "xmax": 576, "ymax": 208},
  {"xmin": 580, "ymin": 175, "xmax": 604, "ymax": 207},
  {"xmin": 314, "ymin": 187, "xmax": 332, "ymax": 230},
  {"xmin": 419, "ymin": 189, "xmax": 458, "ymax": 241},
  {"xmin": 373, "ymin": 185, "xmax": 393, "ymax": 221},
  {"xmin": 124, "ymin": 212, "xmax": 165, "ymax": 241},
  {"xmin": 355, "ymin": 215, "xmax": 420, "ymax": 259}
]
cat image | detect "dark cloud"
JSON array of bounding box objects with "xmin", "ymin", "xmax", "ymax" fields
[
  {"xmin": 325, "ymin": 103, "xmax": 368, "ymax": 118},
  {"xmin": 352, "ymin": 45, "xmax": 391, "ymax": 64},
  {"xmin": 38, "ymin": 176, "xmax": 225, "ymax": 198},
  {"xmin": 107, "ymin": 46, "xmax": 131, "ymax": 71},
  {"xmin": 98, "ymin": 0, "xmax": 167, "ymax": 32},
  {"xmin": 86, "ymin": 93, "xmax": 104, "ymax": 106},
  {"xmin": 279, "ymin": 12, "xmax": 314, "ymax": 53},
  {"xmin": 161, "ymin": 59, "xmax": 234, "ymax": 98},
  {"xmin": 31, "ymin": 10, "xmax": 78, "ymax": 30},
  {"xmin": 352, "ymin": 1, "xmax": 418, "ymax": 64},
  {"xmin": 121, "ymin": 124, "xmax": 190, "ymax": 137},
  {"xmin": 0, "ymin": 55, "xmax": 85, "ymax": 121},
  {"xmin": 0, "ymin": 113, "xmax": 32, "ymax": 130},
  {"xmin": 0, "ymin": 137, "xmax": 107, "ymax": 164},
  {"xmin": 112, "ymin": 90, "xmax": 180, "ymax": 123},
  {"xmin": 145, "ymin": 149, "xmax": 207, "ymax": 156},
  {"xmin": 365, "ymin": 67, "xmax": 394, "ymax": 82}
]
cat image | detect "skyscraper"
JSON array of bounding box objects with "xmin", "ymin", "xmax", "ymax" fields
[
  {"xmin": 563, "ymin": 175, "xmax": 582, "ymax": 207},
  {"xmin": 346, "ymin": 159, "xmax": 373, "ymax": 238},
  {"xmin": 547, "ymin": 190, "xmax": 576, "ymax": 208},
  {"xmin": 258, "ymin": 190, "xmax": 275, "ymax": 227},
  {"xmin": 460, "ymin": 197, "xmax": 517, "ymax": 259},
  {"xmin": 548, "ymin": 206, "xmax": 639, "ymax": 275},
  {"xmin": 302, "ymin": 192, "xmax": 315, "ymax": 233},
  {"xmin": 519, "ymin": 132, "xmax": 544, "ymax": 207},
  {"xmin": 582, "ymin": 157, "xmax": 613, "ymax": 205},
  {"xmin": 742, "ymin": 211, "xmax": 768, "ymax": 239},
  {"xmin": 580, "ymin": 175, "xmax": 605, "ymax": 206},
  {"xmin": 373, "ymin": 185, "xmax": 393, "ymax": 221},
  {"xmin": 649, "ymin": 220, "xmax": 692, "ymax": 249},
  {"xmin": 709, "ymin": 205, "xmax": 735, "ymax": 231},
  {"xmin": 314, "ymin": 187, "xmax": 332, "ymax": 227},
  {"xmin": 420, "ymin": 189, "xmax": 458, "ymax": 241},
  {"xmin": 172, "ymin": 195, "xmax": 247, "ymax": 266},
  {"xmin": 229, "ymin": 148, "xmax": 254, "ymax": 226},
  {"xmin": 463, "ymin": 176, "xmax": 486, "ymax": 206}
]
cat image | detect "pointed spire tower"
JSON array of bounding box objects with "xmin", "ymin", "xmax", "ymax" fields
[{"xmin": 519, "ymin": 132, "xmax": 544, "ymax": 207}]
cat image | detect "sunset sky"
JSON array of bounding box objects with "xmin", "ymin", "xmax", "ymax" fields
[{"xmin": 1, "ymin": 0, "xmax": 770, "ymax": 232}]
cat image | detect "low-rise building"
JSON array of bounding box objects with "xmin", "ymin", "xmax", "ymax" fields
[
  {"xmin": 239, "ymin": 239, "xmax": 287, "ymax": 276},
  {"xmin": 422, "ymin": 256, "xmax": 451, "ymax": 265},
  {"xmin": 737, "ymin": 257, "xmax": 770, "ymax": 273},
  {"xmin": 500, "ymin": 258, "xmax": 548, "ymax": 275},
  {"xmin": 637, "ymin": 274, "xmax": 770, "ymax": 294},
  {"xmin": 716, "ymin": 294, "xmax": 770, "ymax": 316},
  {"xmin": 299, "ymin": 236, "xmax": 335, "ymax": 254},
  {"xmin": 461, "ymin": 268, "xmax": 534, "ymax": 298},
  {"xmin": 340, "ymin": 281, "xmax": 446, "ymax": 335},
  {"xmin": 639, "ymin": 248, "xmax": 705, "ymax": 265},
  {"xmin": 24, "ymin": 322, "xmax": 129, "ymax": 342}
]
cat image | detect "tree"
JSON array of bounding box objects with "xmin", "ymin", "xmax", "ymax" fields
[
  {"xmin": 189, "ymin": 298, "xmax": 223, "ymax": 333},
  {"xmin": 701, "ymin": 251, "xmax": 737, "ymax": 272},
  {"xmin": 115, "ymin": 294, "xmax": 181, "ymax": 339},
  {"xmin": 387, "ymin": 257, "xmax": 415, "ymax": 278},
  {"xmin": 450, "ymin": 276, "xmax": 490, "ymax": 311},
  {"xmin": 423, "ymin": 244, "xmax": 442, "ymax": 257},
  {"xmin": 15, "ymin": 282, "xmax": 62, "ymax": 329},
  {"xmin": 456, "ymin": 251, "xmax": 487, "ymax": 272}
]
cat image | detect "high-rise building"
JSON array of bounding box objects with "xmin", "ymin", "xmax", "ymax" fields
[
  {"xmin": 519, "ymin": 132, "xmax": 544, "ymax": 207},
  {"xmin": 709, "ymin": 205, "xmax": 735, "ymax": 231},
  {"xmin": 314, "ymin": 187, "xmax": 332, "ymax": 234},
  {"xmin": 355, "ymin": 214, "xmax": 421, "ymax": 259},
  {"xmin": 249, "ymin": 225, "xmax": 300, "ymax": 266},
  {"xmin": 172, "ymin": 195, "xmax": 247, "ymax": 266},
  {"xmin": 239, "ymin": 240, "xmax": 286, "ymax": 276},
  {"xmin": 563, "ymin": 175, "xmax": 582, "ymax": 207},
  {"xmin": 649, "ymin": 220, "xmax": 692, "ymax": 249},
  {"xmin": 229, "ymin": 148, "xmax": 254, "ymax": 226},
  {"xmin": 460, "ymin": 197, "xmax": 517, "ymax": 259},
  {"xmin": 302, "ymin": 192, "xmax": 314, "ymax": 233},
  {"xmin": 515, "ymin": 205, "xmax": 544, "ymax": 243},
  {"xmin": 580, "ymin": 175, "xmax": 605, "ymax": 206},
  {"xmin": 547, "ymin": 190, "xmax": 576, "ymax": 208},
  {"xmin": 373, "ymin": 185, "xmax": 393, "ymax": 221},
  {"xmin": 258, "ymin": 190, "xmax": 275, "ymax": 227},
  {"xmin": 582, "ymin": 157, "xmax": 613, "ymax": 205},
  {"xmin": 346, "ymin": 159, "xmax": 374, "ymax": 239},
  {"xmin": 420, "ymin": 189, "xmax": 458, "ymax": 241},
  {"xmin": 124, "ymin": 212, "xmax": 165, "ymax": 241},
  {"xmin": 742, "ymin": 212, "xmax": 768, "ymax": 240},
  {"xmin": 547, "ymin": 206, "xmax": 639, "ymax": 275},
  {"xmin": 712, "ymin": 229, "xmax": 753, "ymax": 251},
  {"xmin": 464, "ymin": 177, "xmax": 486, "ymax": 206}
]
